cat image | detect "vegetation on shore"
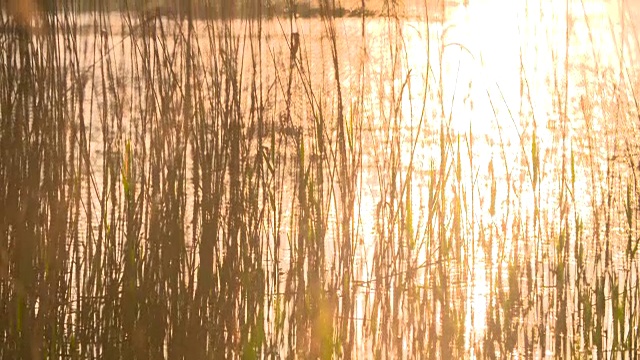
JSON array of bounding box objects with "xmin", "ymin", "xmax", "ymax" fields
[{"xmin": 2, "ymin": 0, "xmax": 441, "ymax": 19}]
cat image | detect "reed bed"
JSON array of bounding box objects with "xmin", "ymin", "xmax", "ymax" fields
[{"xmin": 1, "ymin": 0, "xmax": 640, "ymax": 358}]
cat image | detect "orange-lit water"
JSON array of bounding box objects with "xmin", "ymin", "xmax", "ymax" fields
[{"xmin": 57, "ymin": 0, "xmax": 640, "ymax": 356}]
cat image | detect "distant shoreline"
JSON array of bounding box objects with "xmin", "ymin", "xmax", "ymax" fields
[
  {"xmin": 0, "ymin": 2, "xmax": 450, "ymax": 22},
  {"xmin": 0, "ymin": 3, "xmax": 450, "ymax": 35}
]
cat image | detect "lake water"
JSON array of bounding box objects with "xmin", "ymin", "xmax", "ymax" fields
[
  {"xmin": 4, "ymin": 0, "xmax": 640, "ymax": 357},
  {"xmin": 96, "ymin": 1, "xmax": 638, "ymax": 357}
]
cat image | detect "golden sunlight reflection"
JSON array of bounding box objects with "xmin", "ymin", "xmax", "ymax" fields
[
  {"xmin": 351, "ymin": 0, "xmax": 640, "ymax": 353},
  {"xmin": 465, "ymin": 258, "xmax": 488, "ymax": 344},
  {"xmin": 8, "ymin": 0, "xmax": 640, "ymax": 357}
]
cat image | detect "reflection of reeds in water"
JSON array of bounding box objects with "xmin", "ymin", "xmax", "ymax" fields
[{"xmin": 1, "ymin": 0, "xmax": 640, "ymax": 358}]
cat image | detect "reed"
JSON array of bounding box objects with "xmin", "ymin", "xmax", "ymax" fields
[{"xmin": 1, "ymin": 0, "xmax": 640, "ymax": 358}]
